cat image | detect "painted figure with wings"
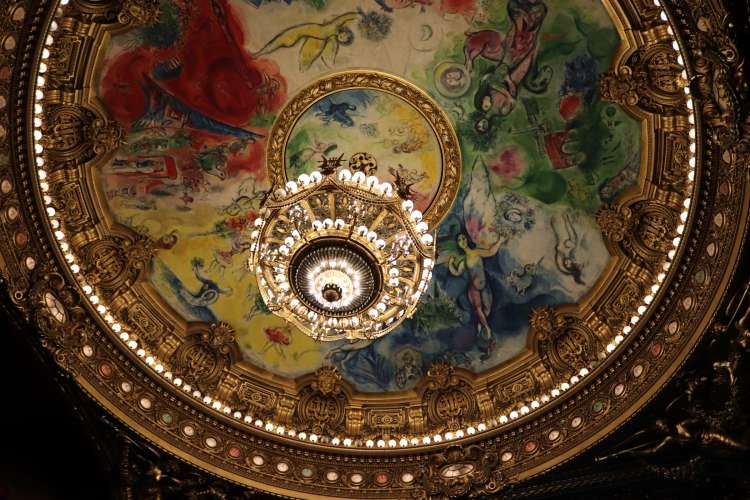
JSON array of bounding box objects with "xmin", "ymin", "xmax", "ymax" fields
[
  {"xmin": 446, "ymin": 232, "xmax": 507, "ymax": 355},
  {"xmin": 253, "ymin": 12, "xmax": 362, "ymax": 71},
  {"xmin": 439, "ymin": 158, "xmax": 537, "ymax": 359}
]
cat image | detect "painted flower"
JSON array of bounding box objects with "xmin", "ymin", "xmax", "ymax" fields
[
  {"xmin": 489, "ymin": 147, "xmax": 525, "ymax": 180},
  {"xmin": 559, "ymin": 94, "xmax": 582, "ymax": 121},
  {"xmin": 265, "ymin": 327, "xmax": 291, "ymax": 346}
]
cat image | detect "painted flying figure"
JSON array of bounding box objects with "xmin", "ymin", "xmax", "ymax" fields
[
  {"xmin": 253, "ymin": 12, "xmax": 361, "ymax": 71},
  {"xmin": 179, "ymin": 258, "xmax": 233, "ymax": 307},
  {"xmin": 504, "ymin": 257, "xmax": 543, "ymax": 296},
  {"xmin": 464, "ymin": 0, "xmax": 552, "ymax": 131},
  {"xmin": 315, "ymin": 100, "xmax": 358, "ymax": 127},
  {"xmin": 551, "ymin": 212, "xmax": 585, "ymax": 285},
  {"xmin": 389, "ymin": 165, "xmax": 427, "ymax": 200},
  {"xmin": 447, "ymin": 233, "xmax": 508, "ymax": 360}
]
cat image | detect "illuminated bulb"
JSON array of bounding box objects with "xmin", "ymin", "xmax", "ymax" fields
[{"xmin": 351, "ymin": 171, "xmax": 365, "ymax": 184}]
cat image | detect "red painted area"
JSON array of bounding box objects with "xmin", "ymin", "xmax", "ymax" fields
[{"xmin": 100, "ymin": 0, "xmax": 286, "ymax": 129}]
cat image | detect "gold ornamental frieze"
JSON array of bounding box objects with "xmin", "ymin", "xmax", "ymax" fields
[{"xmin": 1, "ymin": 0, "xmax": 748, "ymax": 497}]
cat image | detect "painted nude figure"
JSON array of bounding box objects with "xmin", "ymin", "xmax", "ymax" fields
[{"xmin": 448, "ymin": 233, "xmax": 507, "ymax": 359}]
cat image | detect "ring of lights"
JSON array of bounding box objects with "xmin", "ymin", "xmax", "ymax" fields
[
  {"xmin": 292, "ymin": 240, "xmax": 380, "ymax": 315},
  {"xmin": 0, "ymin": 0, "xmax": 747, "ymax": 498}
]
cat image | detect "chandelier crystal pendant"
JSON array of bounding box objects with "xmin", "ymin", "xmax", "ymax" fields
[{"xmin": 247, "ymin": 154, "xmax": 436, "ymax": 341}]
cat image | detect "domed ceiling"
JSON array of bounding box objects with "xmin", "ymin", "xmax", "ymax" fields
[
  {"xmin": 1, "ymin": 0, "xmax": 748, "ymax": 497},
  {"xmin": 95, "ymin": 0, "xmax": 641, "ymax": 391}
]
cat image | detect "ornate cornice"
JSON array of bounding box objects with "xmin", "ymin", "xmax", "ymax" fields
[{"xmin": 0, "ymin": 0, "xmax": 748, "ymax": 498}]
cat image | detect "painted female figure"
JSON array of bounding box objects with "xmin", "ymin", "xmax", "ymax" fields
[{"xmin": 448, "ymin": 233, "xmax": 507, "ymax": 358}]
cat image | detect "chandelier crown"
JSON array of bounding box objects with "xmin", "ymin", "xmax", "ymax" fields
[{"xmin": 248, "ymin": 153, "xmax": 435, "ymax": 341}]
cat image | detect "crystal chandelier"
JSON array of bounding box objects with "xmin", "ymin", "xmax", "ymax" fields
[{"xmin": 248, "ymin": 154, "xmax": 435, "ymax": 341}]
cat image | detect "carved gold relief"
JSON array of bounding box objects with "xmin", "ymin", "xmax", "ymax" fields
[
  {"xmin": 420, "ymin": 445, "xmax": 508, "ymax": 499},
  {"xmin": 532, "ymin": 308, "xmax": 601, "ymax": 379},
  {"xmin": 420, "ymin": 362, "xmax": 478, "ymax": 431},
  {"xmin": 80, "ymin": 233, "xmax": 153, "ymax": 291},
  {"xmin": 1, "ymin": 0, "xmax": 748, "ymax": 498},
  {"xmin": 601, "ymin": 42, "xmax": 689, "ymax": 116},
  {"xmin": 295, "ymin": 367, "xmax": 347, "ymax": 435},
  {"xmin": 40, "ymin": 104, "xmax": 123, "ymax": 164},
  {"xmin": 170, "ymin": 322, "xmax": 238, "ymax": 391}
]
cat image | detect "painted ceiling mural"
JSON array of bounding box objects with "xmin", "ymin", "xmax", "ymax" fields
[{"xmin": 95, "ymin": 0, "xmax": 642, "ymax": 392}]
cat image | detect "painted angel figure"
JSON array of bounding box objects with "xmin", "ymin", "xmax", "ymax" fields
[
  {"xmin": 446, "ymin": 232, "xmax": 508, "ymax": 355},
  {"xmin": 252, "ymin": 12, "xmax": 361, "ymax": 71},
  {"xmin": 440, "ymin": 158, "xmax": 535, "ymax": 360}
]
